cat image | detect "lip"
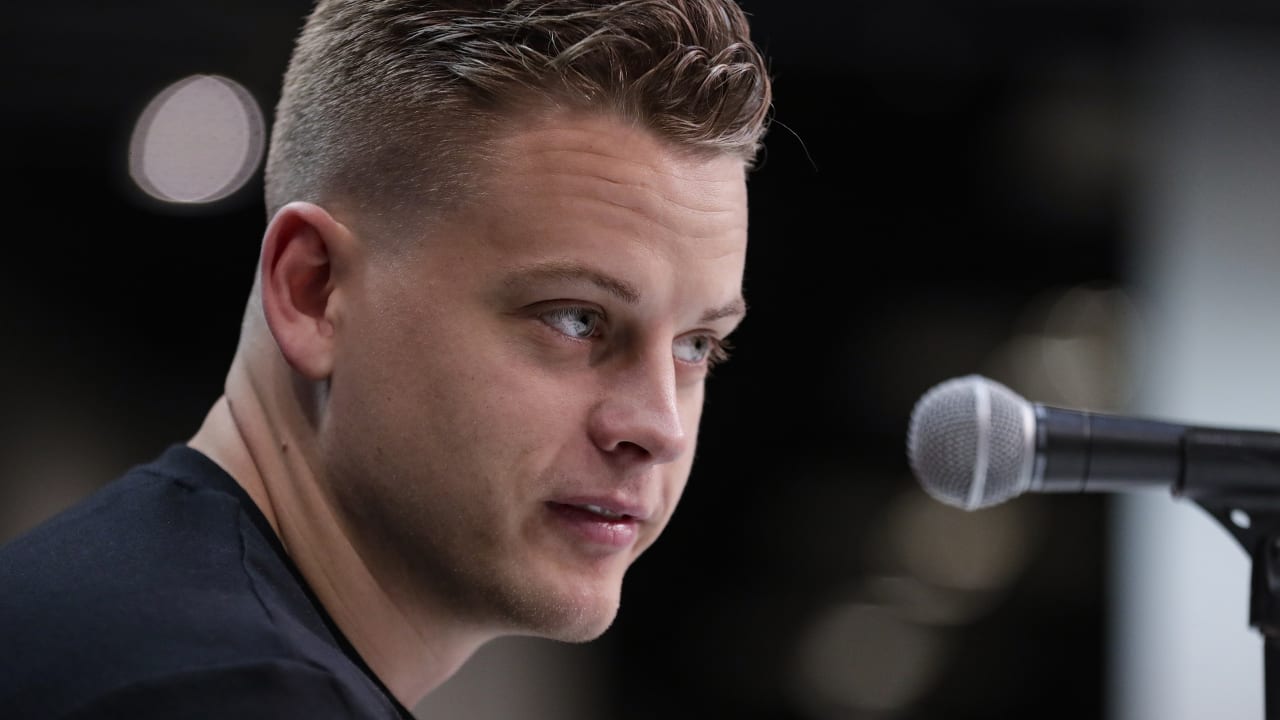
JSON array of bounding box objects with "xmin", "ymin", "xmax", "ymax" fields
[
  {"xmin": 545, "ymin": 497, "xmax": 651, "ymax": 551},
  {"xmin": 551, "ymin": 496, "xmax": 652, "ymax": 522}
]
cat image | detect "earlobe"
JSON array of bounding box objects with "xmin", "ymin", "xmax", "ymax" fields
[{"xmin": 259, "ymin": 202, "xmax": 347, "ymax": 381}]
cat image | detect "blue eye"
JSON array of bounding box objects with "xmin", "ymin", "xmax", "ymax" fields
[
  {"xmin": 674, "ymin": 334, "xmax": 732, "ymax": 366},
  {"xmin": 539, "ymin": 307, "xmax": 601, "ymax": 339}
]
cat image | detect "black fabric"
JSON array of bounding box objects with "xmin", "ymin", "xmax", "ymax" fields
[{"xmin": 0, "ymin": 444, "xmax": 417, "ymax": 720}]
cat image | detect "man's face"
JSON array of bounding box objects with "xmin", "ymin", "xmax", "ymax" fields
[{"xmin": 321, "ymin": 111, "xmax": 749, "ymax": 641}]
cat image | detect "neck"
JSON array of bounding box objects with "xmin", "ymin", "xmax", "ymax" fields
[{"xmin": 189, "ymin": 341, "xmax": 487, "ymax": 707}]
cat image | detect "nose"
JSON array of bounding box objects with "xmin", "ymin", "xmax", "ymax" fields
[{"xmin": 588, "ymin": 350, "xmax": 690, "ymax": 466}]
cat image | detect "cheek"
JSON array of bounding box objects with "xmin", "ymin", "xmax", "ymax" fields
[
  {"xmin": 364, "ymin": 343, "xmax": 589, "ymax": 491},
  {"xmin": 666, "ymin": 456, "xmax": 694, "ymax": 511},
  {"xmin": 678, "ymin": 383, "xmax": 706, "ymax": 453}
]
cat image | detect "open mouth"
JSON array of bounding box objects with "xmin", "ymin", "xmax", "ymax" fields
[
  {"xmin": 546, "ymin": 502, "xmax": 639, "ymax": 550},
  {"xmin": 578, "ymin": 504, "xmax": 629, "ymax": 520},
  {"xmin": 548, "ymin": 502, "xmax": 636, "ymax": 523}
]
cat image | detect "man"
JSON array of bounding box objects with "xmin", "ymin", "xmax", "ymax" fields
[{"xmin": 0, "ymin": 0, "xmax": 772, "ymax": 716}]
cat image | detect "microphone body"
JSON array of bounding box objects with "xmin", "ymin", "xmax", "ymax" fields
[
  {"xmin": 1034, "ymin": 406, "xmax": 1280, "ymax": 506},
  {"xmin": 907, "ymin": 375, "xmax": 1280, "ymax": 510}
]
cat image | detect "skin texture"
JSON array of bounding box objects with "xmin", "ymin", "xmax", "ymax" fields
[{"xmin": 190, "ymin": 110, "xmax": 749, "ymax": 706}]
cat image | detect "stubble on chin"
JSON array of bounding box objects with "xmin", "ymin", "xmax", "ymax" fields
[{"xmin": 469, "ymin": 567, "xmax": 625, "ymax": 642}]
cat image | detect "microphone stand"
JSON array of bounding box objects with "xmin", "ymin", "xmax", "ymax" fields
[
  {"xmin": 1197, "ymin": 503, "xmax": 1280, "ymax": 720},
  {"xmin": 1181, "ymin": 427, "xmax": 1280, "ymax": 719}
]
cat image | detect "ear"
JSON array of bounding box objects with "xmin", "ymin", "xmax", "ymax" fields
[{"xmin": 259, "ymin": 201, "xmax": 352, "ymax": 381}]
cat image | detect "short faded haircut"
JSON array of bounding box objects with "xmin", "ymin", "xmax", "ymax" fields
[{"xmin": 264, "ymin": 0, "xmax": 773, "ymax": 227}]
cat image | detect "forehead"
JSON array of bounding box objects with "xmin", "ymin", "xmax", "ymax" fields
[
  {"xmin": 491, "ymin": 112, "xmax": 746, "ymax": 191},
  {"xmin": 469, "ymin": 112, "xmax": 749, "ymax": 263}
]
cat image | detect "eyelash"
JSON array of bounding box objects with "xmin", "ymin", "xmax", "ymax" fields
[
  {"xmin": 700, "ymin": 336, "xmax": 734, "ymax": 370},
  {"xmin": 536, "ymin": 306, "xmax": 733, "ymax": 369}
]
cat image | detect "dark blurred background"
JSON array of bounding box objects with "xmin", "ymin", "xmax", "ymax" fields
[{"xmin": 5, "ymin": 2, "xmax": 1280, "ymax": 718}]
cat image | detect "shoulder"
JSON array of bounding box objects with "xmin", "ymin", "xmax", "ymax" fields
[
  {"xmin": 59, "ymin": 659, "xmax": 397, "ymax": 720},
  {"xmin": 0, "ymin": 446, "xmax": 391, "ymax": 718},
  {"xmin": 0, "ymin": 448, "xmax": 266, "ymax": 642}
]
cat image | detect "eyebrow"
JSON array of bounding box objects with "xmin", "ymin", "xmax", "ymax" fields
[
  {"xmin": 503, "ymin": 260, "xmax": 748, "ymax": 324},
  {"xmin": 700, "ymin": 297, "xmax": 748, "ymax": 324}
]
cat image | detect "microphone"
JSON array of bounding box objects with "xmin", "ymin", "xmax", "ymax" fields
[{"xmin": 905, "ymin": 374, "xmax": 1280, "ymax": 511}]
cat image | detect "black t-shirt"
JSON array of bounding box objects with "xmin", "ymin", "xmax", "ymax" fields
[{"xmin": 0, "ymin": 444, "xmax": 417, "ymax": 719}]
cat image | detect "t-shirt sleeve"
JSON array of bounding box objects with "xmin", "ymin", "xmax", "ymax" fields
[{"xmin": 58, "ymin": 659, "xmax": 398, "ymax": 720}]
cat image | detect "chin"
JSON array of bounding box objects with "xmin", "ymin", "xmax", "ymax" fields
[
  {"xmin": 556, "ymin": 600, "xmax": 620, "ymax": 642},
  {"xmin": 541, "ymin": 612, "xmax": 617, "ymax": 644},
  {"xmin": 508, "ymin": 578, "xmax": 622, "ymax": 643}
]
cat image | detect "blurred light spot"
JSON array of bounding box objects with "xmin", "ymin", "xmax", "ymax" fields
[
  {"xmin": 862, "ymin": 574, "xmax": 996, "ymax": 627},
  {"xmin": 129, "ymin": 74, "xmax": 265, "ymax": 204},
  {"xmin": 994, "ymin": 55, "xmax": 1132, "ymax": 227},
  {"xmin": 414, "ymin": 636, "xmax": 603, "ymax": 720},
  {"xmin": 1230, "ymin": 509, "xmax": 1251, "ymax": 529},
  {"xmin": 1041, "ymin": 284, "xmax": 1144, "ymax": 407},
  {"xmin": 1, "ymin": 425, "xmax": 114, "ymax": 544},
  {"xmin": 889, "ymin": 487, "xmax": 1037, "ymax": 593},
  {"xmin": 793, "ymin": 602, "xmax": 944, "ymax": 715},
  {"xmin": 1020, "ymin": 84, "xmax": 1128, "ymax": 209},
  {"xmin": 983, "ymin": 283, "xmax": 1145, "ymax": 411}
]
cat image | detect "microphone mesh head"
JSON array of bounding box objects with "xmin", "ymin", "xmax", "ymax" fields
[{"xmin": 906, "ymin": 375, "xmax": 1034, "ymax": 510}]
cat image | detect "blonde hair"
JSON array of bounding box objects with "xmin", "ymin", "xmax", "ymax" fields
[{"xmin": 264, "ymin": 0, "xmax": 772, "ymax": 225}]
